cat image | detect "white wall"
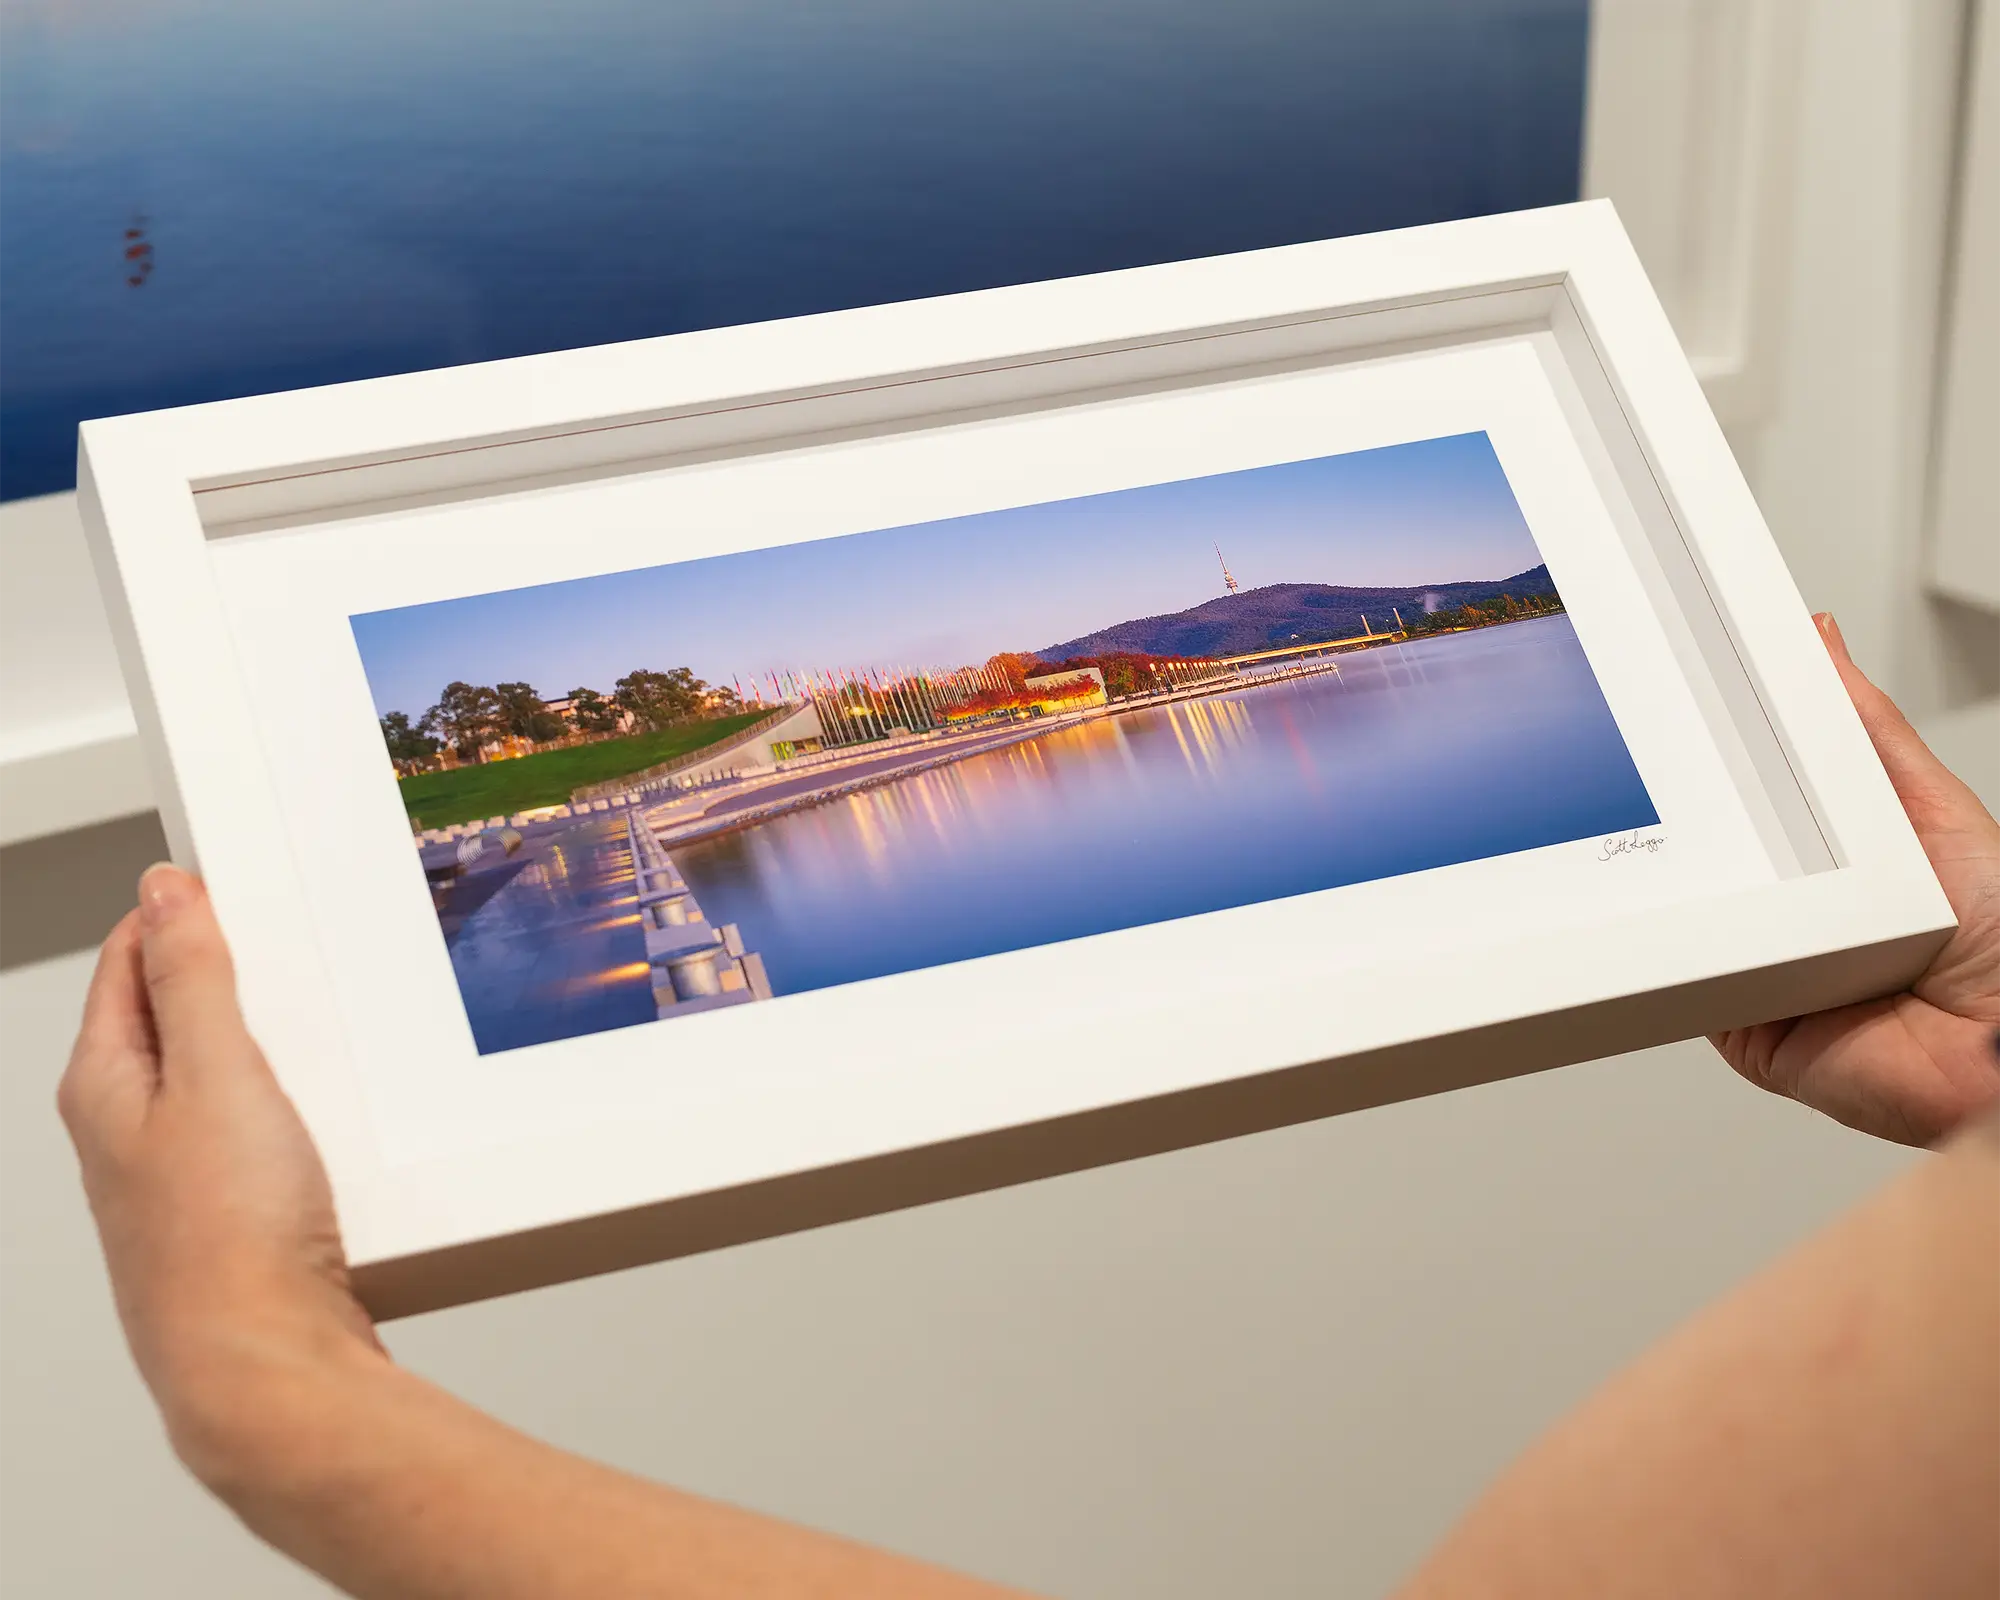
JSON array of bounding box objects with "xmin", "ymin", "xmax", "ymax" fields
[
  {"xmin": 1928, "ymin": 0, "xmax": 2000, "ymax": 612},
  {"xmin": 1730, "ymin": 0, "xmax": 1996, "ymax": 715},
  {"xmin": 2, "ymin": 3, "xmax": 1993, "ymax": 1595},
  {"xmin": 1589, "ymin": 0, "xmax": 1996, "ymax": 712}
]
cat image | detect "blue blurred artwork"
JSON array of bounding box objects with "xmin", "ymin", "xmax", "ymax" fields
[{"xmin": 0, "ymin": 0, "xmax": 1589, "ymax": 501}]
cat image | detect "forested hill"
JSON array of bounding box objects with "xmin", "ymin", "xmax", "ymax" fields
[{"xmin": 1037, "ymin": 564, "xmax": 1558, "ymax": 660}]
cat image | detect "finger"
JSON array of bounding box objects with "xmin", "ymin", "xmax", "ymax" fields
[
  {"xmin": 58, "ymin": 910, "xmax": 158, "ymax": 1150},
  {"xmin": 1815, "ymin": 614, "xmax": 1979, "ymax": 829},
  {"xmin": 75, "ymin": 909, "xmax": 155, "ymax": 1061},
  {"xmin": 1710, "ymin": 1020, "xmax": 1794, "ymax": 1095},
  {"xmin": 135, "ymin": 863, "xmax": 253, "ymax": 1080}
]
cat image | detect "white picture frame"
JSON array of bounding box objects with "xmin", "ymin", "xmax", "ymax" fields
[{"xmin": 79, "ymin": 202, "xmax": 1953, "ymax": 1317}]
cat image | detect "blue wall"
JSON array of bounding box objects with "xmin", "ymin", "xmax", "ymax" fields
[{"xmin": 0, "ymin": 0, "xmax": 1589, "ymax": 501}]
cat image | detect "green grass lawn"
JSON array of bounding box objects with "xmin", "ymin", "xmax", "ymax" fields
[{"xmin": 398, "ymin": 712, "xmax": 769, "ymax": 828}]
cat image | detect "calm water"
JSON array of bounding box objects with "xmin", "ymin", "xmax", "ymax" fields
[
  {"xmin": 674, "ymin": 615, "xmax": 1655, "ymax": 1001},
  {"xmin": 0, "ymin": 0, "xmax": 1587, "ymax": 499}
]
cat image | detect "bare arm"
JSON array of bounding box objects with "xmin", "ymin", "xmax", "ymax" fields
[
  {"xmin": 59, "ymin": 869, "xmax": 1031, "ymax": 1600},
  {"xmin": 1396, "ymin": 615, "xmax": 2000, "ymax": 1598},
  {"xmin": 1395, "ymin": 1109, "xmax": 1999, "ymax": 1600}
]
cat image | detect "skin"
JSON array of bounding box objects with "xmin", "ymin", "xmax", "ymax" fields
[
  {"xmin": 1712, "ymin": 615, "xmax": 2000, "ymax": 1145},
  {"xmin": 62, "ymin": 877, "xmax": 1025, "ymax": 1598},
  {"xmin": 58, "ymin": 615, "xmax": 2000, "ymax": 1599}
]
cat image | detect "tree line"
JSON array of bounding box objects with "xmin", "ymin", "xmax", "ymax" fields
[
  {"xmin": 380, "ymin": 668, "xmax": 744, "ymax": 767},
  {"xmin": 1399, "ymin": 591, "xmax": 1565, "ymax": 638}
]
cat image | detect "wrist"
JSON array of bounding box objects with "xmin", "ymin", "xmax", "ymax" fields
[{"xmin": 151, "ymin": 1293, "xmax": 393, "ymax": 1502}]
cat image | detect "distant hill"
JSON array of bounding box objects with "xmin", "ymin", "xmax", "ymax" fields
[{"xmin": 1037, "ymin": 565, "xmax": 1558, "ymax": 660}]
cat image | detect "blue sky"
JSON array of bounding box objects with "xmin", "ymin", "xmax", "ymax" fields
[{"xmin": 353, "ymin": 430, "xmax": 1547, "ymax": 717}]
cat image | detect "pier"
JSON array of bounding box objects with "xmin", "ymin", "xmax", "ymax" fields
[{"xmin": 622, "ymin": 810, "xmax": 773, "ymax": 1016}]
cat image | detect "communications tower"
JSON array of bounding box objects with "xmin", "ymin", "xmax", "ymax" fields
[{"xmin": 1215, "ymin": 544, "xmax": 1241, "ymax": 595}]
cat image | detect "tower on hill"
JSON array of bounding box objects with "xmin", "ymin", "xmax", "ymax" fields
[{"xmin": 1215, "ymin": 544, "xmax": 1240, "ymax": 595}]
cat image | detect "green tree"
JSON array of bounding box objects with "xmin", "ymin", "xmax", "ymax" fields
[
  {"xmin": 379, "ymin": 711, "xmax": 440, "ymax": 768},
  {"xmin": 614, "ymin": 667, "xmax": 709, "ymax": 730},
  {"xmin": 494, "ymin": 681, "xmax": 567, "ymax": 743},
  {"xmin": 421, "ymin": 681, "xmax": 504, "ymax": 761},
  {"xmin": 566, "ymin": 687, "xmax": 624, "ymax": 736}
]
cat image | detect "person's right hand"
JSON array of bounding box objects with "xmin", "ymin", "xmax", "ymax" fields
[
  {"xmin": 58, "ymin": 865, "xmax": 384, "ymax": 1490},
  {"xmin": 1712, "ymin": 614, "xmax": 2000, "ymax": 1145}
]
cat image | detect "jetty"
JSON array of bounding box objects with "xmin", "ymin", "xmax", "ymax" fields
[{"xmin": 623, "ymin": 810, "xmax": 773, "ymax": 1017}]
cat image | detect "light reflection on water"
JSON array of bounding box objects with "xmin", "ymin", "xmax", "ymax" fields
[
  {"xmin": 448, "ymin": 816, "xmax": 657, "ymax": 1055},
  {"xmin": 673, "ymin": 616, "xmax": 1657, "ymax": 1001}
]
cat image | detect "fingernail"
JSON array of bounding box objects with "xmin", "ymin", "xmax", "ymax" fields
[
  {"xmin": 138, "ymin": 863, "xmax": 194, "ymax": 930},
  {"xmin": 1815, "ymin": 612, "xmax": 1850, "ymax": 662}
]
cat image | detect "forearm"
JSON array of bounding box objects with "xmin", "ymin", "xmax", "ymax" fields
[
  {"xmin": 1394, "ymin": 1112, "xmax": 2000, "ymax": 1600},
  {"xmin": 184, "ymin": 1337, "xmax": 1028, "ymax": 1600}
]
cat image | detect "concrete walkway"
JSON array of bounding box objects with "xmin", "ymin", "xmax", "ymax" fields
[{"xmin": 645, "ymin": 717, "xmax": 1088, "ymax": 846}]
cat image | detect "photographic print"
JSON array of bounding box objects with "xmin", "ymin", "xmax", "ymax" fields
[{"xmin": 353, "ymin": 432, "xmax": 1659, "ymax": 1054}]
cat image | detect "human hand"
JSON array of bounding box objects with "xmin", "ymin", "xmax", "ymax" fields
[
  {"xmin": 58, "ymin": 864, "xmax": 385, "ymax": 1488},
  {"xmin": 1712, "ymin": 614, "xmax": 2000, "ymax": 1145}
]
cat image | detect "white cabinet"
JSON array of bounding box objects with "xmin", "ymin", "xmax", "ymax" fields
[
  {"xmin": 1584, "ymin": 0, "xmax": 1807, "ymax": 427},
  {"xmin": 1929, "ymin": 2, "xmax": 1999, "ymax": 613}
]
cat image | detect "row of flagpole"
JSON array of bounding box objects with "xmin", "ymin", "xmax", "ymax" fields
[
  {"xmin": 724, "ymin": 655, "xmax": 1246, "ymax": 749},
  {"xmin": 726, "ymin": 662, "xmax": 1035, "ymax": 748}
]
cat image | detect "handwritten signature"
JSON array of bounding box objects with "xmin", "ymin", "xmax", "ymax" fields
[{"xmin": 1598, "ymin": 829, "xmax": 1667, "ymax": 862}]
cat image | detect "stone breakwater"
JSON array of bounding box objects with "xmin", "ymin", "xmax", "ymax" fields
[
  {"xmin": 624, "ymin": 811, "xmax": 773, "ymax": 1018},
  {"xmin": 414, "ymin": 794, "xmax": 640, "ymax": 846}
]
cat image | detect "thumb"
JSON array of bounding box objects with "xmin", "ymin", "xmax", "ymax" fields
[
  {"xmin": 1815, "ymin": 614, "xmax": 1967, "ymax": 832},
  {"xmin": 136, "ymin": 864, "xmax": 253, "ymax": 1077}
]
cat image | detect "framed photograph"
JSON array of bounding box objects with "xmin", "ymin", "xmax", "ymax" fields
[{"xmin": 80, "ymin": 202, "xmax": 1952, "ymax": 1317}]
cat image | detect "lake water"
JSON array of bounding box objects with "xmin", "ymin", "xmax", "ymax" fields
[
  {"xmin": 0, "ymin": 0, "xmax": 1587, "ymax": 499},
  {"xmin": 673, "ymin": 615, "xmax": 1655, "ymax": 1002},
  {"xmin": 443, "ymin": 616, "xmax": 1653, "ymax": 1050}
]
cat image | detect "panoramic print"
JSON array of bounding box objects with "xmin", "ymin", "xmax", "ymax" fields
[{"xmin": 353, "ymin": 432, "xmax": 1658, "ymax": 1054}]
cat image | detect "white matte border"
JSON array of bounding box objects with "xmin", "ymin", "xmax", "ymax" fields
[{"xmin": 208, "ymin": 336, "xmax": 1774, "ymax": 1220}]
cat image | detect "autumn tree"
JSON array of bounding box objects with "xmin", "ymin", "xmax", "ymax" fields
[
  {"xmin": 986, "ymin": 652, "xmax": 1047, "ymax": 689},
  {"xmin": 1051, "ymin": 651, "xmax": 1184, "ymax": 698}
]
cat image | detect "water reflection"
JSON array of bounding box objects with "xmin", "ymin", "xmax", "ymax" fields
[
  {"xmin": 446, "ymin": 815, "xmax": 657, "ymax": 1054},
  {"xmin": 673, "ymin": 617, "xmax": 1656, "ymax": 1001}
]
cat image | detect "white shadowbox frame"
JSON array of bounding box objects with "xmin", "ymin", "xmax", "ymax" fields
[{"xmin": 80, "ymin": 202, "xmax": 1952, "ymax": 1318}]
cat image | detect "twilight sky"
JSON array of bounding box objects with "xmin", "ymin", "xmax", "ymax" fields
[{"xmin": 353, "ymin": 430, "xmax": 1547, "ymax": 717}]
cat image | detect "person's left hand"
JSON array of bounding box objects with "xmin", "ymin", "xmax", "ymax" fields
[
  {"xmin": 1711, "ymin": 616, "xmax": 2000, "ymax": 1146},
  {"xmin": 58, "ymin": 864, "xmax": 385, "ymax": 1486}
]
